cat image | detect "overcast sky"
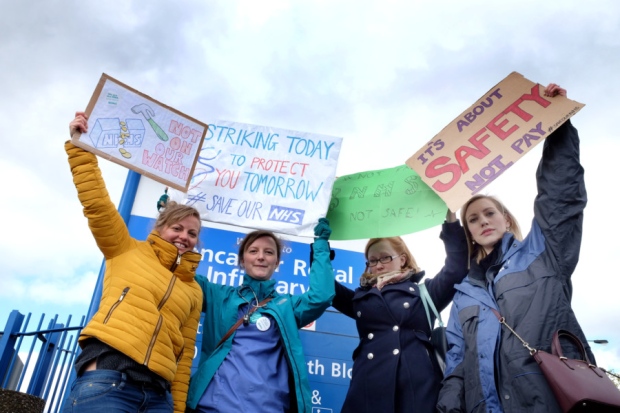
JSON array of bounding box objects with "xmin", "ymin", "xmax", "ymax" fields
[{"xmin": 1, "ymin": 0, "xmax": 619, "ymax": 371}]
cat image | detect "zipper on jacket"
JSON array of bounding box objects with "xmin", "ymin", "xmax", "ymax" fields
[
  {"xmin": 103, "ymin": 287, "xmax": 130, "ymax": 324},
  {"xmin": 169, "ymin": 254, "xmax": 181, "ymax": 273},
  {"xmin": 144, "ymin": 275, "xmax": 178, "ymax": 366},
  {"xmin": 144, "ymin": 314, "xmax": 163, "ymax": 366},
  {"xmin": 158, "ymin": 275, "xmax": 177, "ymax": 311}
]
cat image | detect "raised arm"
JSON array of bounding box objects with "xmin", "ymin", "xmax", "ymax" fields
[
  {"xmin": 293, "ymin": 218, "xmax": 336, "ymax": 327},
  {"xmin": 426, "ymin": 210, "xmax": 469, "ymax": 311},
  {"xmin": 533, "ymin": 84, "xmax": 586, "ymax": 281},
  {"xmin": 66, "ymin": 111, "xmax": 132, "ymax": 258},
  {"xmin": 332, "ymin": 280, "xmax": 356, "ymax": 319}
]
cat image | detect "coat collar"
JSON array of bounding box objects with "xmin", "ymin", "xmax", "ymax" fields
[
  {"xmin": 241, "ymin": 275, "xmax": 276, "ymax": 300},
  {"xmin": 147, "ymin": 231, "xmax": 201, "ymax": 282},
  {"xmin": 354, "ymin": 271, "xmax": 426, "ymax": 299}
]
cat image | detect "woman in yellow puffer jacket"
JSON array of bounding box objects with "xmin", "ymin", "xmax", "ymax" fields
[{"xmin": 63, "ymin": 112, "xmax": 203, "ymax": 413}]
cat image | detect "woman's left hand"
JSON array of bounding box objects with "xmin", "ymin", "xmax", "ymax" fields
[
  {"xmin": 446, "ymin": 209, "xmax": 457, "ymax": 223},
  {"xmin": 544, "ymin": 83, "xmax": 567, "ymax": 97},
  {"xmin": 314, "ymin": 218, "xmax": 332, "ymax": 240}
]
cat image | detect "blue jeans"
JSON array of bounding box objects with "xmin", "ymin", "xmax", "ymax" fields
[{"xmin": 62, "ymin": 370, "xmax": 173, "ymax": 413}]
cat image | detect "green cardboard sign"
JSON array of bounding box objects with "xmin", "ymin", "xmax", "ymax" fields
[{"xmin": 326, "ymin": 165, "xmax": 448, "ymax": 240}]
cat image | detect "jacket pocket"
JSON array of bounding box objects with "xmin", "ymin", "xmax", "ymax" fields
[
  {"xmin": 505, "ymin": 354, "xmax": 561, "ymax": 411},
  {"xmin": 458, "ymin": 305, "xmax": 480, "ymax": 338},
  {"xmin": 103, "ymin": 287, "xmax": 130, "ymax": 324}
]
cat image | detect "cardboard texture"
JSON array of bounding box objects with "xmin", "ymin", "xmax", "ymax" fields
[
  {"xmin": 71, "ymin": 73, "xmax": 208, "ymax": 191},
  {"xmin": 405, "ymin": 72, "xmax": 585, "ymax": 211}
]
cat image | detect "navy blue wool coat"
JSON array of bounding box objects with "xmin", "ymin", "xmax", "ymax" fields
[{"xmin": 333, "ymin": 222, "xmax": 468, "ymax": 413}]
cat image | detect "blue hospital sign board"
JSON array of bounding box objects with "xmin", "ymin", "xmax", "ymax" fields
[{"xmin": 126, "ymin": 214, "xmax": 364, "ymax": 412}]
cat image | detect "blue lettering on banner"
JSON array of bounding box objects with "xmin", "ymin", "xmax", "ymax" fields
[
  {"xmin": 243, "ymin": 172, "xmax": 324, "ymax": 201},
  {"xmin": 267, "ymin": 205, "xmax": 305, "ymax": 225}
]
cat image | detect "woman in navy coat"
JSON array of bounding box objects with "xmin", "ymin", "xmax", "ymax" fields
[{"xmin": 332, "ymin": 211, "xmax": 468, "ymax": 413}]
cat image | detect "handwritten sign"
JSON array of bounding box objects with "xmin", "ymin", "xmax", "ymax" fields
[
  {"xmin": 71, "ymin": 73, "xmax": 208, "ymax": 191},
  {"xmin": 405, "ymin": 72, "xmax": 585, "ymax": 211},
  {"xmin": 173, "ymin": 121, "xmax": 342, "ymax": 237},
  {"xmin": 326, "ymin": 165, "xmax": 448, "ymax": 240}
]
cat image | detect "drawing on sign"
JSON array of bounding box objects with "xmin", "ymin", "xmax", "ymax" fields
[
  {"xmin": 131, "ymin": 103, "xmax": 169, "ymax": 141},
  {"xmin": 72, "ymin": 73, "xmax": 208, "ymax": 191},
  {"xmin": 88, "ymin": 117, "xmax": 145, "ymax": 159}
]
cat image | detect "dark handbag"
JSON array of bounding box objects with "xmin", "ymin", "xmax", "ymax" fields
[
  {"xmin": 533, "ymin": 330, "xmax": 620, "ymax": 412},
  {"xmin": 492, "ymin": 309, "xmax": 620, "ymax": 413},
  {"xmin": 419, "ymin": 283, "xmax": 447, "ymax": 372}
]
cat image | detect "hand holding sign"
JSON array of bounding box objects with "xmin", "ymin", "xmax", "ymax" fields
[
  {"xmin": 544, "ymin": 83, "xmax": 567, "ymax": 98},
  {"xmin": 71, "ymin": 73, "xmax": 208, "ymax": 192},
  {"xmin": 69, "ymin": 111, "xmax": 88, "ymax": 138},
  {"xmin": 405, "ymin": 72, "xmax": 584, "ymax": 212}
]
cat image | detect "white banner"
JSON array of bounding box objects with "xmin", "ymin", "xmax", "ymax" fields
[{"xmin": 171, "ymin": 120, "xmax": 342, "ymax": 237}]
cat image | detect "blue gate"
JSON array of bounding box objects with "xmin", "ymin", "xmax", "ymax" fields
[{"xmin": 0, "ymin": 311, "xmax": 85, "ymax": 413}]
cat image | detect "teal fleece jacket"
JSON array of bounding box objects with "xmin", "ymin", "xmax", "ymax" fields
[{"xmin": 186, "ymin": 237, "xmax": 335, "ymax": 412}]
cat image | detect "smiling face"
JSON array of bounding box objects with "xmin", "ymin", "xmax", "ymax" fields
[
  {"xmin": 465, "ymin": 198, "xmax": 511, "ymax": 254},
  {"xmin": 366, "ymin": 239, "xmax": 406, "ymax": 275},
  {"xmin": 241, "ymin": 236, "xmax": 280, "ymax": 281},
  {"xmin": 159, "ymin": 215, "xmax": 201, "ymax": 255}
]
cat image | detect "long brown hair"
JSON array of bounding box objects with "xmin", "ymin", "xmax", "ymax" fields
[{"xmin": 460, "ymin": 195, "xmax": 523, "ymax": 263}]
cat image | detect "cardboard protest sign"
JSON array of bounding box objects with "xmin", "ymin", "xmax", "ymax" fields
[
  {"xmin": 405, "ymin": 72, "xmax": 585, "ymax": 212},
  {"xmin": 326, "ymin": 165, "xmax": 448, "ymax": 240},
  {"xmin": 172, "ymin": 121, "xmax": 342, "ymax": 237},
  {"xmin": 71, "ymin": 73, "xmax": 208, "ymax": 191}
]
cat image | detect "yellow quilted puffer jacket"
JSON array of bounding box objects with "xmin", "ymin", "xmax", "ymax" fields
[{"xmin": 66, "ymin": 142, "xmax": 203, "ymax": 413}]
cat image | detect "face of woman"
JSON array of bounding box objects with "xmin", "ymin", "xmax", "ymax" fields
[
  {"xmin": 159, "ymin": 215, "xmax": 201, "ymax": 255},
  {"xmin": 465, "ymin": 198, "xmax": 510, "ymax": 254},
  {"xmin": 241, "ymin": 236, "xmax": 279, "ymax": 281},
  {"xmin": 366, "ymin": 240, "xmax": 405, "ymax": 275}
]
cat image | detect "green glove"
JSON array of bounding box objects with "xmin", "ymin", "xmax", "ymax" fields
[{"xmin": 314, "ymin": 218, "xmax": 332, "ymax": 240}]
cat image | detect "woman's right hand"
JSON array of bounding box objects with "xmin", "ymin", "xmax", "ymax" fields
[{"xmin": 69, "ymin": 111, "xmax": 88, "ymax": 138}]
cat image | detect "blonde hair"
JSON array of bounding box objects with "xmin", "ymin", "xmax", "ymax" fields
[
  {"xmin": 154, "ymin": 201, "xmax": 201, "ymax": 231},
  {"xmin": 153, "ymin": 201, "xmax": 202, "ymax": 250},
  {"xmin": 364, "ymin": 237, "xmax": 421, "ymax": 273},
  {"xmin": 460, "ymin": 195, "xmax": 523, "ymax": 263}
]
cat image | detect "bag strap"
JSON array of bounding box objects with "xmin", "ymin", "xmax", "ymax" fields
[
  {"xmin": 418, "ymin": 283, "xmax": 444, "ymax": 330},
  {"xmin": 216, "ymin": 297, "xmax": 273, "ymax": 348},
  {"xmin": 491, "ymin": 309, "xmax": 616, "ymax": 376},
  {"xmin": 490, "ymin": 308, "xmax": 537, "ymax": 355}
]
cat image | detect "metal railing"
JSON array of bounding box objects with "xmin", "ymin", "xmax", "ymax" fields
[{"xmin": 0, "ymin": 310, "xmax": 85, "ymax": 413}]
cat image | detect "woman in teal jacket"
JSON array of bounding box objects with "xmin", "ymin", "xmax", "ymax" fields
[{"xmin": 186, "ymin": 219, "xmax": 335, "ymax": 413}]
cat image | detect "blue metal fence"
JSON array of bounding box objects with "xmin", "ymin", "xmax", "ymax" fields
[{"xmin": 0, "ymin": 310, "xmax": 85, "ymax": 413}]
